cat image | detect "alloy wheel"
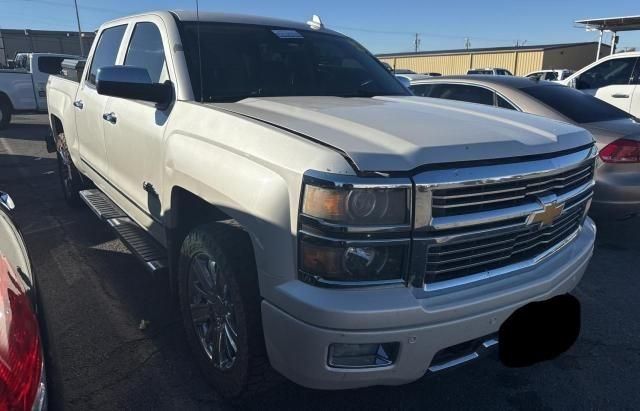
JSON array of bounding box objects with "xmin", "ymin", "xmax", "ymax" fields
[{"xmin": 188, "ymin": 253, "xmax": 239, "ymax": 370}]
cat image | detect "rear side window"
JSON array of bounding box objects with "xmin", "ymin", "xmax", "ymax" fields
[
  {"xmin": 37, "ymin": 56, "xmax": 65, "ymax": 75},
  {"xmin": 429, "ymin": 84, "xmax": 494, "ymax": 106},
  {"xmin": 522, "ymin": 85, "xmax": 631, "ymax": 123},
  {"xmin": 124, "ymin": 22, "xmax": 168, "ymax": 83},
  {"xmin": 409, "ymin": 84, "xmax": 435, "ymax": 97},
  {"xmin": 87, "ymin": 25, "xmax": 127, "ymax": 85},
  {"xmin": 497, "ymin": 95, "xmax": 517, "ymax": 110}
]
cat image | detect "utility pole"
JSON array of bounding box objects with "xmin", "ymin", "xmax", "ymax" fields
[
  {"xmin": 414, "ymin": 33, "xmax": 421, "ymax": 53},
  {"xmin": 73, "ymin": 0, "xmax": 85, "ymax": 57},
  {"xmin": 464, "ymin": 37, "xmax": 471, "ymax": 50}
]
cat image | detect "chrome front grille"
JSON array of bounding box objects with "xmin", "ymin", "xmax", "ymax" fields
[
  {"xmin": 411, "ymin": 146, "xmax": 597, "ymax": 292},
  {"xmin": 431, "ymin": 162, "xmax": 594, "ymax": 217}
]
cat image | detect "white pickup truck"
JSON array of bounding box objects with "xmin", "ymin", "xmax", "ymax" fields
[
  {"xmin": 0, "ymin": 52, "xmax": 79, "ymax": 128},
  {"xmin": 47, "ymin": 11, "xmax": 596, "ymax": 398}
]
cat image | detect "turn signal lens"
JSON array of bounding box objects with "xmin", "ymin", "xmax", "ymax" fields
[
  {"xmin": 302, "ymin": 185, "xmax": 408, "ymax": 225},
  {"xmin": 599, "ymin": 139, "xmax": 640, "ymax": 163}
]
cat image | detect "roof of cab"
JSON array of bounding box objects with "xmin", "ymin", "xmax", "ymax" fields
[{"xmin": 170, "ymin": 10, "xmax": 343, "ymax": 35}]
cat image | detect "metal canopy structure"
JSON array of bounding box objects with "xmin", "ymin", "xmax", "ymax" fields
[
  {"xmin": 575, "ymin": 15, "xmax": 640, "ymax": 32},
  {"xmin": 575, "ymin": 15, "xmax": 640, "ymax": 59}
]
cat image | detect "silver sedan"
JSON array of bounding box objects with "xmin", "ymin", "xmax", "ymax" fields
[{"xmin": 409, "ymin": 76, "xmax": 640, "ymax": 218}]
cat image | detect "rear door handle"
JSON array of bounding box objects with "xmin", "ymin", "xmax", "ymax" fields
[
  {"xmin": 73, "ymin": 100, "xmax": 84, "ymax": 109},
  {"xmin": 611, "ymin": 94, "xmax": 630, "ymax": 98},
  {"xmin": 102, "ymin": 112, "xmax": 117, "ymax": 124}
]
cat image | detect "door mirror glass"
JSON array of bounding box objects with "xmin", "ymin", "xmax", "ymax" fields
[{"xmin": 96, "ymin": 66, "xmax": 172, "ymax": 107}]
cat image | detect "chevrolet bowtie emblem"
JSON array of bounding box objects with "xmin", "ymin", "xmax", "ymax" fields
[{"xmin": 527, "ymin": 198, "xmax": 564, "ymax": 227}]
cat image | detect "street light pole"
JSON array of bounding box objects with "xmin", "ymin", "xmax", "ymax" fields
[{"xmin": 73, "ymin": 0, "xmax": 85, "ymax": 56}]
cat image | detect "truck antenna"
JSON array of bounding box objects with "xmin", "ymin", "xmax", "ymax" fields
[{"xmin": 195, "ymin": 0, "xmax": 204, "ymax": 102}]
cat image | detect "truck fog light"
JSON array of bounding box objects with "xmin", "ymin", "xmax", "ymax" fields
[{"xmin": 328, "ymin": 342, "xmax": 399, "ymax": 368}]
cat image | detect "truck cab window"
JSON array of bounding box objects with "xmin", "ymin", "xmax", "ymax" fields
[
  {"xmin": 178, "ymin": 22, "xmax": 408, "ymax": 102},
  {"xmin": 87, "ymin": 25, "xmax": 127, "ymax": 85},
  {"xmin": 38, "ymin": 56, "xmax": 66, "ymax": 75},
  {"xmin": 577, "ymin": 57, "xmax": 637, "ymax": 89},
  {"xmin": 124, "ymin": 22, "xmax": 168, "ymax": 83}
]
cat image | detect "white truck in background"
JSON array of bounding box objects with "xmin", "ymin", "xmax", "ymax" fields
[{"xmin": 0, "ymin": 52, "xmax": 80, "ymax": 128}]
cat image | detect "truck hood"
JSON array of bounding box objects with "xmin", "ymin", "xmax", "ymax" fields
[{"xmin": 212, "ymin": 96, "xmax": 593, "ymax": 172}]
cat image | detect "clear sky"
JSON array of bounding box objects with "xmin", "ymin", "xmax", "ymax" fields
[{"xmin": 1, "ymin": 0, "xmax": 639, "ymax": 54}]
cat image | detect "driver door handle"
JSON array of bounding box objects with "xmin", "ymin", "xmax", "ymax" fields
[
  {"xmin": 73, "ymin": 100, "xmax": 84, "ymax": 109},
  {"xmin": 611, "ymin": 93, "xmax": 630, "ymax": 98},
  {"xmin": 102, "ymin": 112, "xmax": 117, "ymax": 124}
]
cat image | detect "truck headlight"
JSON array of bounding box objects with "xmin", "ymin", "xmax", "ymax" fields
[
  {"xmin": 302, "ymin": 185, "xmax": 408, "ymax": 225},
  {"xmin": 298, "ymin": 171, "xmax": 412, "ymax": 286},
  {"xmin": 300, "ymin": 238, "xmax": 407, "ymax": 282}
]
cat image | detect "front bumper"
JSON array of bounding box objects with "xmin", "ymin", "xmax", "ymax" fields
[{"xmin": 261, "ymin": 219, "xmax": 595, "ymax": 390}]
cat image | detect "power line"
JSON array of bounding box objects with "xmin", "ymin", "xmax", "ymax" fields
[{"xmin": 330, "ymin": 24, "xmax": 541, "ymax": 45}]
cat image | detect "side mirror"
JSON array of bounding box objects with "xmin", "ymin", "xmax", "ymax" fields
[
  {"xmin": 567, "ymin": 77, "xmax": 577, "ymax": 89},
  {"xmin": 0, "ymin": 192, "xmax": 15, "ymax": 211},
  {"xmin": 96, "ymin": 66, "xmax": 172, "ymax": 108}
]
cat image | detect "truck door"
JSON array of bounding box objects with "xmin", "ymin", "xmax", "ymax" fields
[
  {"xmin": 575, "ymin": 56, "xmax": 638, "ymax": 114},
  {"xmin": 74, "ymin": 24, "xmax": 127, "ymax": 180},
  {"xmin": 102, "ymin": 21, "xmax": 171, "ymax": 223}
]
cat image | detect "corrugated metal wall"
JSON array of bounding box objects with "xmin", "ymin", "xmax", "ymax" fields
[
  {"xmin": 379, "ymin": 49, "xmax": 547, "ymax": 76},
  {"xmin": 542, "ymin": 43, "xmax": 608, "ymax": 71}
]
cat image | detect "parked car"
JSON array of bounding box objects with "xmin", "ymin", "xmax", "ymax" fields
[
  {"xmin": 0, "ymin": 192, "xmax": 47, "ymax": 410},
  {"xmin": 562, "ymin": 51, "xmax": 640, "ymax": 118},
  {"xmin": 47, "ymin": 11, "xmax": 595, "ymax": 398},
  {"xmin": 422, "ymin": 72, "xmax": 442, "ymax": 76},
  {"xmin": 393, "ymin": 68, "xmax": 416, "ymax": 74},
  {"xmin": 0, "ymin": 52, "xmax": 79, "ymax": 129},
  {"xmin": 526, "ymin": 69, "xmax": 574, "ymax": 82},
  {"xmin": 467, "ymin": 68, "xmax": 513, "ymax": 75},
  {"xmin": 395, "ymin": 73, "xmax": 433, "ymax": 82},
  {"xmin": 409, "ymin": 75, "xmax": 640, "ymax": 217}
]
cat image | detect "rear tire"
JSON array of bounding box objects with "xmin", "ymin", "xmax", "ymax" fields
[
  {"xmin": 0, "ymin": 98, "xmax": 11, "ymax": 130},
  {"xmin": 178, "ymin": 221, "xmax": 280, "ymax": 399},
  {"xmin": 55, "ymin": 132, "xmax": 84, "ymax": 207}
]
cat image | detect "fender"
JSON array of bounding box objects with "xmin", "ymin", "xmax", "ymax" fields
[{"xmin": 161, "ymin": 102, "xmax": 356, "ymax": 286}]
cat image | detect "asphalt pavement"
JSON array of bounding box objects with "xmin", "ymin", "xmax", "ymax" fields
[{"xmin": 1, "ymin": 114, "xmax": 639, "ymax": 410}]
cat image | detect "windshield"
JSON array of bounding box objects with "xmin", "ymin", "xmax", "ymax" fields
[
  {"xmin": 468, "ymin": 70, "xmax": 493, "ymax": 75},
  {"xmin": 178, "ymin": 22, "xmax": 409, "ymax": 102},
  {"xmin": 521, "ymin": 85, "xmax": 632, "ymax": 123}
]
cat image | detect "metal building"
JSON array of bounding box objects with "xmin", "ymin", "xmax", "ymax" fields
[
  {"xmin": 0, "ymin": 28, "xmax": 95, "ymax": 67},
  {"xmin": 377, "ymin": 42, "xmax": 610, "ymax": 76}
]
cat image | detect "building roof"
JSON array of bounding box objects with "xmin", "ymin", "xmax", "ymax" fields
[
  {"xmin": 376, "ymin": 42, "xmax": 605, "ymax": 58},
  {"xmin": 0, "ymin": 28, "xmax": 95, "ymax": 37},
  {"xmin": 575, "ymin": 15, "xmax": 640, "ymax": 32}
]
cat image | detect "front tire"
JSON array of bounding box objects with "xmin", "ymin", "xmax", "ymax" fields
[{"xmin": 178, "ymin": 221, "xmax": 278, "ymax": 398}]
